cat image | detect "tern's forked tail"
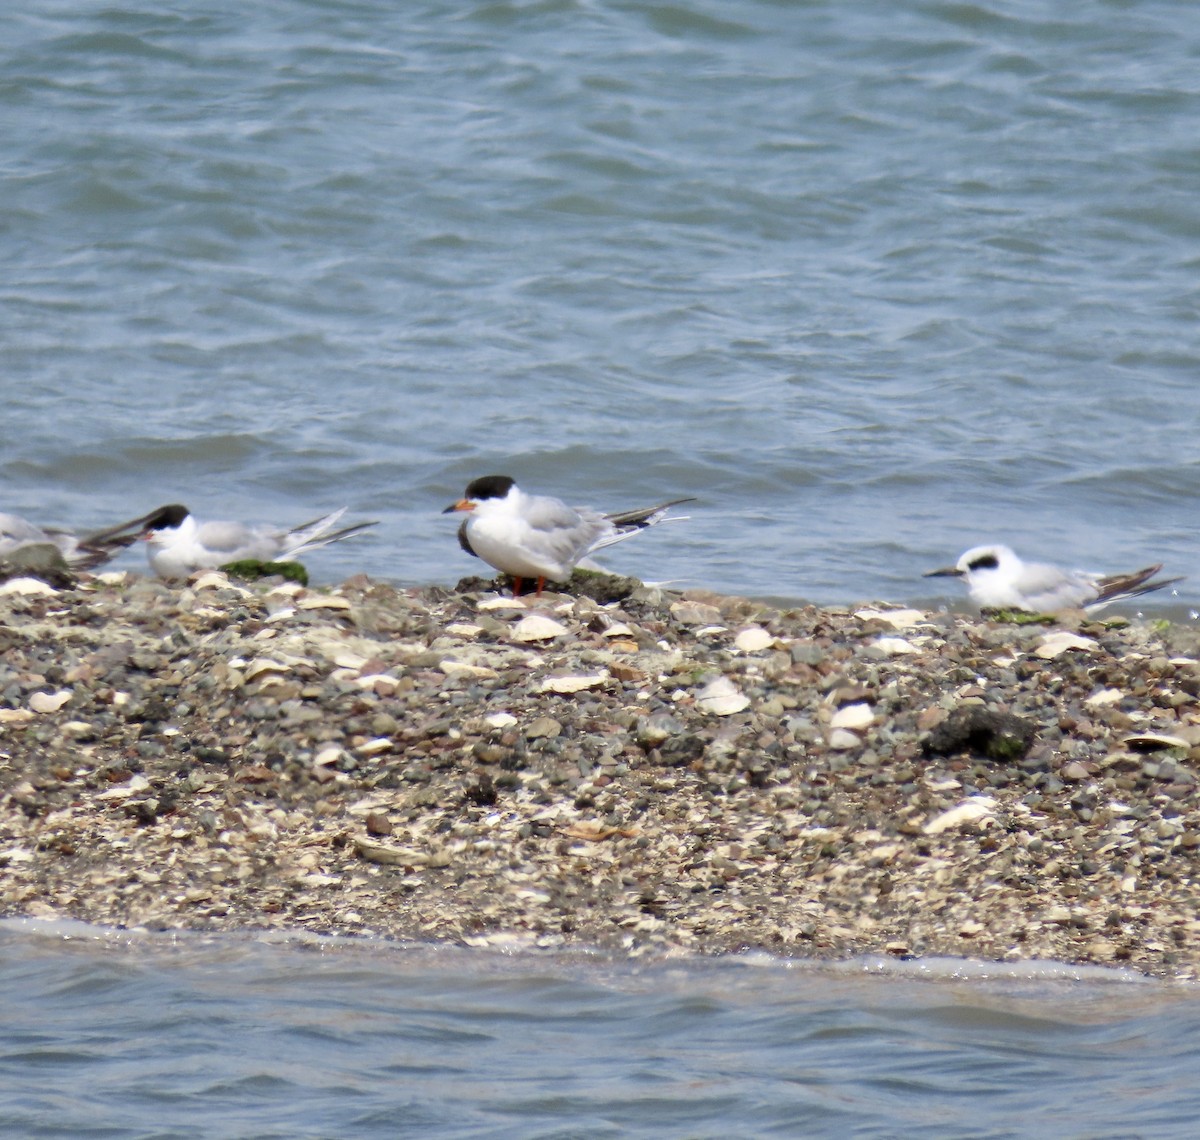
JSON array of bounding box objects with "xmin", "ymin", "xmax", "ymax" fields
[{"xmin": 1092, "ymin": 563, "xmax": 1184, "ymax": 608}]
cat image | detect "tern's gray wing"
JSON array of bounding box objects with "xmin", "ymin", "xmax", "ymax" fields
[
  {"xmin": 1014, "ymin": 561, "xmax": 1097, "ymax": 610},
  {"xmin": 195, "ymin": 520, "xmax": 281, "ymax": 560},
  {"xmin": 523, "ymin": 497, "xmax": 610, "ymax": 566}
]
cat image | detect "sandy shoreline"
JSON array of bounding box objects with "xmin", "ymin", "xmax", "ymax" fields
[{"xmin": 2, "ymin": 567, "xmax": 1200, "ymax": 979}]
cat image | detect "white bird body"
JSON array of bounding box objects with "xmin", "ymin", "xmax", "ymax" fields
[
  {"xmin": 134, "ymin": 504, "xmax": 376, "ymax": 578},
  {"xmin": 445, "ymin": 475, "xmax": 692, "ymax": 594},
  {"xmin": 925, "ymin": 544, "xmax": 1181, "ymax": 612}
]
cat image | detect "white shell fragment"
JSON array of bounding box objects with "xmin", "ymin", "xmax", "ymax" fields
[
  {"xmin": 29, "ymin": 691, "xmax": 72, "ymax": 714},
  {"xmin": 298, "ymin": 594, "xmax": 353, "ymax": 611},
  {"xmin": 476, "ymin": 596, "xmax": 527, "ymax": 611},
  {"xmin": 1035, "ymin": 631, "xmax": 1097, "ymax": 659},
  {"xmin": 733, "ymin": 627, "xmax": 774, "ymax": 653},
  {"xmin": 445, "ymin": 623, "xmax": 485, "ymax": 639},
  {"xmin": 438, "ymin": 660, "xmax": 498, "ymax": 679},
  {"xmin": 854, "ymin": 608, "xmax": 927, "ymax": 630},
  {"xmin": 242, "ymin": 659, "xmax": 292, "ymax": 682},
  {"xmin": 511, "ymin": 615, "xmax": 569, "ymax": 642},
  {"xmin": 830, "ymin": 703, "xmax": 874, "ymax": 730},
  {"xmin": 353, "ymin": 839, "xmax": 450, "ymax": 868},
  {"xmin": 1124, "ymin": 733, "xmax": 1190, "ymax": 752},
  {"xmin": 873, "ymin": 637, "xmax": 920, "ymax": 656},
  {"xmin": 1085, "ymin": 688, "xmax": 1124, "ymax": 708},
  {"xmin": 827, "ymin": 728, "xmax": 862, "ymax": 751},
  {"xmin": 484, "ymin": 712, "xmax": 518, "ymax": 729},
  {"xmin": 696, "ymin": 676, "xmax": 750, "ymax": 716},
  {"xmin": 0, "ymin": 577, "xmax": 57, "ymax": 597},
  {"xmin": 923, "ymin": 797, "xmax": 997, "ymax": 835},
  {"xmin": 539, "ymin": 674, "xmax": 607, "ymax": 694}
]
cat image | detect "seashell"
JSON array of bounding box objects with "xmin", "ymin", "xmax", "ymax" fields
[
  {"xmin": 873, "ymin": 636, "xmax": 920, "ymax": 656},
  {"xmin": 830, "ymin": 703, "xmax": 873, "ymax": 730},
  {"xmin": 733, "ymin": 627, "xmax": 774, "ymax": 653},
  {"xmin": 242, "ymin": 658, "xmax": 291, "ymax": 682},
  {"xmin": 1124, "ymin": 732, "xmax": 1190, "ymax": 752},
  {"xmin": 854, "ymin": 608, "xmax": 928, "ymax": 630},
  {"xmin": 1085, "ymin": 688, "xmax": 1124, "ymax": 708},
  {"xmin": 601, "ymin": 622, "xmax": 635, "ymax": 638},
  {"xmin": 29, "ymin": 690, "xmax": 72, "ymax": 714},
  {"xmin": 354, "ymin": 737, "xmax": 393, "ymax": 757},
  {"xmin": 922, "ymin": 796, "xmax": 997, "ymax": 835},
  {"xmin": 445, "ymin": 623, "xmax": 484, "ymax": 639},
  {"xmin": 540, "ymin": 673, "xmax": 607, "ymax": 694},
  {"xmin": 353, "ymin": 838, "xmax": 449, "ymax": 868},
  {"xmin": 696, "ymin": 676, "xmax": 750, "ymax": 716},
  {"xmin": 0, "ymin": 577, "xmax": 57, "ymax": 597},
  {"xmin": 95, "ymin": 571, "xmax": 127, "ymax": 586},
  {"xmin": 298, "ymin": 594, "xmax": 352, "ymax": 611},
  {"xmin": 1035, "ymin": 631, "xmax": 1096, "ymax": 659},
  {"xmin": 827, "ymin": 728, "xmax": 862, "ymax": 751},
  {"xmin": 511, "ymin": 615, "xmax": 568, "ymax": 642},
  {"xmin": 476, "ymin": 596, "xmax": 527, "ymax": 611},
  {"xmin": 484, "ymin": 712, "xmax": 518, "ymax": 729},
  {"xmin": 438, "ymin": 660, "xmax": 498, "ymax": 679}
]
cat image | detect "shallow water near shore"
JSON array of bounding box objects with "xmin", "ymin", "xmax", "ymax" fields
[{"xmin": 2, "ymin": 920, "xmax": 1198, "ymax": 1139}]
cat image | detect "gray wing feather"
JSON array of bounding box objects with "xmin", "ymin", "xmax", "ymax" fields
[
  {"xmin": 1016, "ymin": 561, "xmax": 1096, "ymax": 609},
  {"xmin": 195, "ymin": 521, "xmax": 278, "ymax": 559}
]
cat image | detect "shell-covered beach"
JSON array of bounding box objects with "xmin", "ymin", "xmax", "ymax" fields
[{"xmin": 2, "ymin": 567, "xmax": 1200, "ymax": 980}]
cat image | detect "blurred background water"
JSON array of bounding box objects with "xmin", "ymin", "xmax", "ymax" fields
[
  {"xmin": 4, "ymin": 0, "xmax": 1199, "ymax": 603},
  {"xmin": 3, "ymin": 920, "xmax": 1199, "ymax": 1139}
]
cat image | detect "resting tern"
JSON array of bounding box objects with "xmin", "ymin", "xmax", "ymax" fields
[
  {"xmin": 443, "ymin": 475, "xmax": 694, "ymax": 596},
  {"xmin": 924, "ymin": 544, "xmax": 1182, "ymax": 612},
  {"xmin": 104, "ymin": 504, "xmax": 378, "ymax": 578},
  {"xmin": 0, "ymin": 511, "xmax": 137, "ymax": 571}
]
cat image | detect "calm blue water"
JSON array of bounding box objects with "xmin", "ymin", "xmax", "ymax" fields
[
  {"xmin": 1, "ymin": 920, "xmax": 1198, "ymax": 1139},
  {"xmin": 3, "ymin": 0, "xmax": 1199, "ymax": 603}
]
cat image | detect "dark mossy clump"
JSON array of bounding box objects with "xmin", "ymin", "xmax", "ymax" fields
[
  {"xmin": 219, "ymin": 559, "xmax": 309, "ymax": 586},
  {"xmin": 453, "ymin": 568, "xmax": 642, "ymax": 604},
  {"xmin": 922, "ymin": 705, "xmax": 1037, "ymax": 762}
]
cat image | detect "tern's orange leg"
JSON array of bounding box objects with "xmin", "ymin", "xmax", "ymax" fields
[
  {"xmin": 512, "ymin": 576, "xmax": 523, "ymax": 598},
  {"xmin": 535, "ymin": 576, "xmax": 545, "ymax": 597}
]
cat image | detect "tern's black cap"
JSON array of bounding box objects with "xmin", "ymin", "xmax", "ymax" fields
[
  {"xmin": 462, "ymin": 475, "xmax": 515, "ymax": 502},
  {"xmin": 142, "ymin": 504, "xmax": 190, "ymax": 530}
]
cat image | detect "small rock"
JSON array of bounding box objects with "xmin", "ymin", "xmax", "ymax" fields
[{"xmin": 525, "ymin": 716, "xmax": 562, "ymax": 740}]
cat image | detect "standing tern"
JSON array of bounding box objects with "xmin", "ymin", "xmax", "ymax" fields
[
  {"xmin": 443, "ymin": 475, "xmax": 694, "ymax": 596},
  {"xmin": 924, "ymin": 544, "xmax": 1183, "ymax": 612},
  {"xmin": 103, "ymin": 504, "xmax": 378, "ymax": 578}
]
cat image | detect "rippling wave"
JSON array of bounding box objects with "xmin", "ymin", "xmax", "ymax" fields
[{"xmin": 3, "ymin": 0, "xmax": 1197, "ymax": 604}]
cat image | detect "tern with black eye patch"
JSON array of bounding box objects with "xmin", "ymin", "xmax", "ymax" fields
[{"xmin": 924, "ymin": 544, "xmax": 1182, "ymax": 612}]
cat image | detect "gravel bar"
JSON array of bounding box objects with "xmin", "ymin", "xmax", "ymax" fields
[{"xmin": 3, "ymin": 567, "xmax": 1200, "ymax": 979}]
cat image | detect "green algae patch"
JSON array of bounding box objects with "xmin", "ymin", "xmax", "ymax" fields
[{"xmin": 220, "ymin": 559, "xmax": 309, "ymax": 586}]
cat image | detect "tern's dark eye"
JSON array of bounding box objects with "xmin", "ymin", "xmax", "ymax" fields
[{"xmin": 967, "ymin": 553, "xmax": 1000, "ymax": 571}]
